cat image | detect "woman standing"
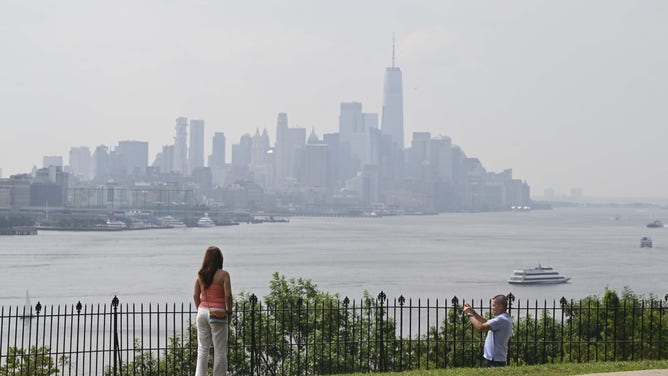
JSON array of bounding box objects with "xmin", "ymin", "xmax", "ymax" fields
[{"xmin": 194, "ymin": 246, "xmax": 233, "ymax": 375}]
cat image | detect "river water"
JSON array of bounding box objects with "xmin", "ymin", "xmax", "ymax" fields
[{"xmin": 1, "ymin": 207, "xmax": 667, "ymax": 308}]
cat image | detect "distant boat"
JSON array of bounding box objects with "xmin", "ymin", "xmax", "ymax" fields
[
  {"xmin": 646, "ymin": 220, "xmax": 664, "ymax": 228},
  {"xmin": 95, "ymin": 219, "xmax": 127, "ymax": 231},
  {"xmin": 197, "ymin": 213, "xmax": 216, "ymax": 228},
  {"xmin": 159, "ymin": 216, "xmax": 187, "ymax": 228},
  {"xmin": 508, "ymin": 265, "xmax": 570, "ymax": 285},
  {"xmin": 641, "ymin": 236, "xmax": 653, "ymax": 248}
]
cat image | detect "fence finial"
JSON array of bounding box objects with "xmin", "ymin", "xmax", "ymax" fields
[
  {"xmin": 76, "ymin": 301, "xmax": 82, "ymax": 313},
  {"xmin": 35, "ymin": 302, "xmax": 42, "ymax": 315},
  {"xmin": 399, "ymin": 295, "xmax": 406, "ymax": 306},
  {"xmin": 343, "ymin": 296, "xmax": 350, "ymax": 306},
  {"xmin": 378, "ymin": 291, "xmax": 387, "ymax": 302},
  {"xmin": 112, "ymin": 296, "xmax": 119, "ymax": 308}
]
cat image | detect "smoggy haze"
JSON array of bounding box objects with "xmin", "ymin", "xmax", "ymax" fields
[{"xmin": 1, "ymin": 0, "xmax": 667, "ymax": 199}]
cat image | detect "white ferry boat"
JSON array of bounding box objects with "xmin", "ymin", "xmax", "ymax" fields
[
  {"xmin": 160, "ymin": 216, "xmax": 187, "ymax": 228},
  {"xmin": 508, "ymin": 265, "xmax": 570, "ymax": 285},
  {"xmin": 95, "ymin": 219, "xmax": 127, "ymax": 231},
  {"xmin": 197, "ymin": 213, "xmax": 216, "ymax": 228}
]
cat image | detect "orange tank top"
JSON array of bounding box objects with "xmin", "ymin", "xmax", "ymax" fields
[{"xmin": 200, "ymin": 281, "xmax": 226, "ymax": 309}]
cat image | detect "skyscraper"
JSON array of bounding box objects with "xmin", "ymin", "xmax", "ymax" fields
[
  {"xmin": 69, "ymin": 146, "xmax": 91, "ymax": 181},
  {"xmin": 189, "ymin": 119, "xmax": 205, "ymax": 173},
  {"xmin": 381, "ymin": 38, "xmax": 404, "ymax": 149},
  {"xmin": 116, "ymin": 140, "xmax": 149, "ymax": 176},
  {"xmin": 174, "ymin": 117, "xmax": 188, "ymax": 175},
  {"xmin": 209, "ymin": 132, "xmax": 226, "ymax": 168}
]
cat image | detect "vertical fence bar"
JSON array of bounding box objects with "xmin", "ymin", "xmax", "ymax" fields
[
  {"xmin": 249, "ymin": 294, "xmax": 257, "ymax": 376},
  {"xmin": 398, "ymin": 295, "xmax": 404, "ymax": 371},
  {"xmin": 640, "ymin": 300, "xmax": 645, "ymax": 360},
  {"xmin": 450, "ymin": 297, "xmax": 457, "ymax": 367},
  {"xmin": 112, "ymin": 296, "xmax": 119, "ymax": 376}
]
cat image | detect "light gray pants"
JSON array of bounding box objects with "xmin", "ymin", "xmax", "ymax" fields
[{"xmin": 195, "ymin": 307, "xmax": 229, "ymax": 376}]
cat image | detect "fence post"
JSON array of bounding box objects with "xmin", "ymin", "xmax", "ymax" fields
[
  {"xmin": 559, "ymin": 297, "xmax": 568, "ymax": 362},
  {"xmin": 398, "ymin": 295, "xmax": 405, "ymax": 371},
  {"xmin": 343, "ymin": 297, "xmax": 350, "ymax": 373},
  {"xmin": 249, "ymin": 294, "xmax": 258, "ymax": 376},
  {"xmin": 450, "ymin": 296, "xmax": 458, "ymax": 365},
  {"xmin": 296, "ymin": 297, "xmax": 303, "ymax": 375},
  {"xmin": 112, "ymin": 296, "xmax": 119, "ymax": 376},
  {"xmin": 506, "ymin": 292, "xmax": 515, "ymax": 314},
  {"xmin": 377, "ymin": 291, "xmax": 386, "ymax": 372}
]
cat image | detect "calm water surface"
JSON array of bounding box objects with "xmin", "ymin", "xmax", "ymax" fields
[{"xmin": 1, "ymin": 207, "xmax": 667, "ymax": 307}]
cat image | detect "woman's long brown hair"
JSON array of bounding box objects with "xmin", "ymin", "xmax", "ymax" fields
[{"xmin": 198, "ymin": 246, "xmax": 223, "ymax": 289}]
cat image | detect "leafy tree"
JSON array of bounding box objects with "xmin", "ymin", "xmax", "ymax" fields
[{"xmin": 0, "ymin": 346, "xmax": 67, "ymax": 376}]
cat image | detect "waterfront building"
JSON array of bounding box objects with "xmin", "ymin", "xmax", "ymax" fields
[
  {"xmin": 0, "ymin": 175, "xmax": 30, "ymax": 208},
  {"xmin": 189, "ymin": 119, "xmax": 205, "ymax": 173}
]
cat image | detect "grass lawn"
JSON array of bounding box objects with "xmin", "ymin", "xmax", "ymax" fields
[{"xmin": 337, "ymin": 360, "xmax": 668, "ymax": 376}]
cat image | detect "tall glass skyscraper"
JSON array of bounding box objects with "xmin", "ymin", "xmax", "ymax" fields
[{"xmin": 381, "ymin": 41, "xmax": 404, "ymax": 150}]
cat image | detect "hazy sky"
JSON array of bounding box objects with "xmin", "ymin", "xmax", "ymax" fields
[{"xmin": 2, "ymin": 0, "xmax": 667, "ymax": 198}]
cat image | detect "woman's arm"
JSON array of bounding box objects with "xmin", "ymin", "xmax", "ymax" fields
[
  {"xmin": 222, "ymin": 271, "xmax": 233, "ymax": 313},
  {"xmin": 193, "ymin": 278, "xmax": 201, "ymax": 307}
]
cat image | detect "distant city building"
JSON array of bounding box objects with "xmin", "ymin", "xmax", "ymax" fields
[
  {"xmin": 231, "ymin": 134, "xmax": 252, "ymax": 167},
  {"xmin": 301, "ymin": 138, "xmax": 329, "ymax": 191},
  {"xmin": 337, "ymin": 102, "xmax": 378, "ymax": 182},
  {"xmin": 116, "ymin": 141, "xmax": 149, "ymax": 177},
  {"xmin": 275, "ymin": 113, "xmax": 306, "ymax": 189},
  {"xmin": 69, "ymin": 146, "xmax": 91, "ymax": 181},
  {"xmin": 174, "ymin": 117, "xmax": 188, "ymax": 175},
  {"xmin": 159, "ymin": 145, "xmax": 175, "ymax": 174},
  {"xmin": 189, "ymin": 119, "xmax": 205, "ymax": 173},
  {"xmin": 43, "ymin": 156, "xmax": 63, "ymax": 169},
  {"xmin": 92, "ymin": 145, "xmax": 110, "ymax": 183},
  {"xmin": 209, "ymin": 132, "xmax": 226, "ymax": 168},
  {"xmin": 381, "ymin": 40, "xmax": 404, "ymax": 150},
  {"xmin": 250, "ymin": 129, "xmax": 270, "ymax": 168}
]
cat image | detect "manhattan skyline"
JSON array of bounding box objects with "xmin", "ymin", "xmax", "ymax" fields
[{"xmin": 1, "ymin": 1, "xmax": 667, "ymax": 199}]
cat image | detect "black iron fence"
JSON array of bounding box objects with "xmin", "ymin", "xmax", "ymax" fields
[{"xmin": 2, "ymin": 292, "xmax": 668, "ymax": 375}]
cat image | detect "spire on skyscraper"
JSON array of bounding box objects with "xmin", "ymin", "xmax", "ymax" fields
[{"xmin": 381, "ymin": 36, "xmax": 404, "ymax": 149}]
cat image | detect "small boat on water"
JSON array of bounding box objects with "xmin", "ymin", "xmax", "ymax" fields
[
  {"xmin": 508, "ymin": 265, "xmax": 570, "ymax": 285},
  {"xmin": 197, "ymin": 213, "xmax": 216, "ymax": 228},
  {"xmin": 646, "ymin": 220, "xmax": 664, "ymax": 228},
  {"xmin": 95, "ymin": 219, "xmax": 127, "ymax": 231},
  {"xmin": 641, "ymin": 236, "xmax": 653, "ymax": 248},
  {"xmin": 160, "ymin": 216, "xmax": 187, "ymax": 228}
]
